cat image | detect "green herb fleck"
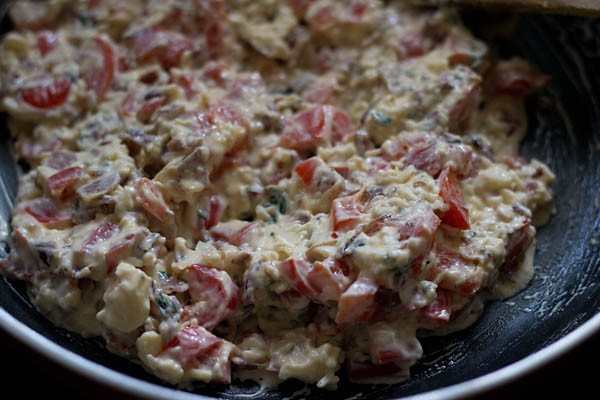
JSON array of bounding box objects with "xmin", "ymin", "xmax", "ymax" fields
[
  {"xmin": 157, "ymin": 271, "xmax": 169, "ymax": 280},
  {"xmin": 349, "ymin": 238, "xmax": 366, "ymax": 250},
  {"xmin": 155, "ymin": 293, "xmax": 177, "ymax": 318},
  {"xmin": 263, "ymin": 189, "xmax": 287, "ymax": 214},
  {"xmin": 371, "ymin": 111, "xmax": 392, "ymax": 126},
  {"xmin": 197, "ymin": 209, "xmax": 209, "ymax": 220}
]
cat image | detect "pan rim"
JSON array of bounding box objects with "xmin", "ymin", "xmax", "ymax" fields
[{"xmin": 0, "ymin": 305, "xmax": 598, "ymax": 400}]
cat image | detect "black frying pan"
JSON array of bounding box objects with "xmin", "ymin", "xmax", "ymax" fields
[{"xmin": 0, "ymin": 3, "xmax": 599, "ymax": 399}]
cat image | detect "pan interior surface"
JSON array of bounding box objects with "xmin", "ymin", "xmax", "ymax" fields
[{"xmin": 0, "ymin": 10, "xmax": 599, "ymax": 400}]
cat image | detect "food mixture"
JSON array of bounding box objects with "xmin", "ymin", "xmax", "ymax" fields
[{"xmin": 0, "ymin": 0, "xmax": 555, "ymax": 389}]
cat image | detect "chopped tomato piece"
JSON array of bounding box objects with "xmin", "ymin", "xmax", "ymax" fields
[
  {"xmin": 294, "ymin": 157, "xmax": 320, "ymax": 186},
  {"xmin": 45, "ymin": 150, "xmax": 76, "ymax": 170},
  {"xmin": 24, "ymin": 198, "xmax": 72, "ymax": 228},
  {"xmin": 335, "ymin": 277, "xmax": 378, "ymax": 324},
  {"xmin": 83, "ymin": 37, "xmax": 116, "ymax": 100},
  {"xmin": 164, "ymin": 325, "xmax": 221, "ymax": 364},
  {"xmin": 134, "ymin": 178, "xmax": 174, "ymax": 223},
  {"xmin": 488, "ymin": 58, "xmax": 549, "ymax": 97},
  {"xmin": 210, "ymin": 221, "xmax": 257, "ymax": 246},
  {"xmin": 438, "ymin": 167, "xmax": 469, "ymax": 229},
  {"xmin": 81, "ymin": 220, "xmax": 119, "ymax": 254},
  {"xmin": 181, "ymin": 264, "xmax": 239, "ymax": 329},
  {"xmin": 418, "ymin": 288, "xmax": 452, "ymax": 328},
  {"xmin": 105, "ymin": 233, "xmax": 136, "ymax": 274},
  {"xmin": 399, "ymin": 30, "xmax": 428, "ymax": 59},
  {"xmin": 136, "ymin": 96, "xmax": 165, "ymax": 124},
  {"xmin": 331, "ymin": 195, "xmax": 362, "ymax": 232},
  {"xmin": 19, "ymin": 76, "xmax": 71, "ymax": 109},
  {"xmin": 306, "ymin": 258, "xmax": 351, "ymax": 302},
  {"xmin": 280, "ymin": 105, "xmax": 353, "ymax": 152},
  {"xmin": 449, "ymin": 84, "xmax": 482, "ymax": 124},
  {"xmin": 134, "ymin": 28, "xmax": 193, "ymax": 69},
  {"xmin": 204, "ymin": 22, "xmax": 223, "ymax": 59},
  {"xmin": 404, "ymin": 140, "xmax": 442, "ymax": 177},
  {"xmin": 280, "ymin": 259, "xmax": 314, "ymax": 298},
  {"xmin": 425, "ymin": 246, "xmax": 482, "ymax": 295},
  {"xmin": 47, "ymin": 166, "xmax": 83, "ymax": 200},
  {"xmin": 120, "ymin": 90, "xmax": 137, "ymax": 116},
  {"xmin": 208, "ymin": 102, "xmax": 245, "ymax": 127},
  {"xmin": 205, "ymin": 195, "xmax": 224, "ymax": 229},
  {"xmin": 77, "ymin": 173, "xmax": 120, "ymax": 201},
  {"xmin": 504, "ymin": 222, "xmax": 535, "ymax": 271},
  {"xmin": 37, "ymin": 31, "xmax": 58, "ymax": 56}
]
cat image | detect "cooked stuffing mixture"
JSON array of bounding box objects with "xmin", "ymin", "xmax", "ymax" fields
[{"xmin": 0, "ymin": 0, "xmax": 555, "ymax": 389}]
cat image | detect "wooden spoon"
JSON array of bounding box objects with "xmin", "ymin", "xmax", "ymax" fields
[{"xmin": 416, "ymin": 0, "xmax": 600, "ymax": 16}]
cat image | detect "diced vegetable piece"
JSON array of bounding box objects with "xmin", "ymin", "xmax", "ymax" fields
[
  {"xmin": 210, "ymin": 221, "xmax": 257, "ymax": 246},
  {"xmin": 24, "ymin": 198, "xmax": 72, "ymax": 228},
  {"xmin": 19, "ymin": 76, "xmax": 71, "ymax": 109},
  {"xmin": 37, "ymin": 31, "xmax": 58, "ymax": 56},
  {"xmin": 136, "ymin": 96, "xmax": 165, "ymax": 124},
  {"xmin": 163, "ymin": 324, "xmax": 221, "ymax": 364},
  {"xmin": 404, "ymin": 140, "xmax": 441, "ymax": 177},
  {"xmin": 181, "ymin": 264, "xmax": 239, "ymax": 329},
  {"xmin": 105, "ymin": 233, "xmax": 136, "ymax": 274},
  {"xmin": 134, "ymin": 178, "xmax": 174, "ymax": 223},
  {"xmin": 438, "ymin": 167, "xmax": 469, "ymax": 229},
  {"xmin": 77, "ymin": 173, "xmax": 120, "ymax": 201},
  {"xmin": 504, "ymin": 222, "xmax": 535, "ymax": 271},
  {"xmin": 336, "ymin": 277, "xmax": 378, "ymax": 324},
  {"xmin": 418, "ymin": 288, "xmax": 451, "ymax": 328},
  {"xmin": 280, "ymin": 105, "xmax": 353, "ymax": 152},
  {"xmin": 134, "ymin": 27, "xmax": 193, "ymax": 69},
  {"xmin": 294, "ymin": 157, "xmax": 320, "ymax": 186},
  {"xmin": 331, "ymin": 195, "xmax": 362, "ymax": 232},
  {"xmin": 81, "ymin": 220, "xmax": 118, "ymax": 254},
  {"xmin": 83, "ymin": 37, "xmax": 116, "ymax": 100},
  {"xmin": 306, "ymin": 258, "xmax": 351, "ymax": 302},
  {"xmin": 47, "ymin": 166, "xmax": 83, "ymax": 199}
]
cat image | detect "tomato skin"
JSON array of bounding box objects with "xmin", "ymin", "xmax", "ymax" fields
[
  {"xmin": 280, "ymin": 105, "xmax": 353, "ymax": 152},
  {"xmin": 404, "ymin": 140, "xmax": 442, "ymax": 177},
  {"xmin": 81, "ymin": 220, "xmax": 119, "ymax": 254},
  {"xmin": 210, "ymin": 221, "xmax": 257, "ymax": 246},
  {"xmin": 83, "ymin": 37, "xmax": 116, "ymax": 100},
  {"xmin": 24, "ymin": 198, "xmax": 72, "ymax": 228},
  {"xmin": 134, "ymin": 178, "xmax": 174, "ymax": 223},
  {"xmin": 205, "ymin": 195, "xmax": 224, "ymax": 229},
  {"xmin": 136, "ymin": 96, "xmax": 165, "ymax": 124},
  {"xmin": 47, "ymin": 166, "xmax": 83, "ymax": 200},
  {"xmin": 20, "ymin": 76, "xmax": 71, "ymax": 109},
  {"xmin": 134, "ymin": 28, "xmax": 193, "ymax": 69},
  {"xmin": 163, "ymin": 324, "xmax": 221, "ymax": 364},
  {"xmin": 37, "ymin": 31, "xmax": 58, "ymax": 56},
  {"xmin": 335, "ymin": 277, "xmax": 378, "ymax": 324},
  {"xmin": 181, "ymin": 264, "xmax": 239, "ymax": 329},
  {"xmin": 418, "ymin": 288, "xmax": 452, "ymax": 328},
  {"xmin": 504, "ymin": 222, "xmax": 535, "ymax": 271},
  {"xmin": 105, "ymin": 233, "xmax": 135, "ymax": 275},
  {"xmin": 438, "ymin": 167, "xmax": 469, "ymax": 229},
  {"xmin": 399, "ymin": 30, "xmax": 428, "ymax": 59},
  {"xmin": 294, "ymin": 157, "xmax": 320, "ymax": 186},
  {"xmin": 331, "ymin": 195, "xmax": 362, "ymax": 232}
]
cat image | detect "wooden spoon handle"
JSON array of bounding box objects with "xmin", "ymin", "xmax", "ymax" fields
[{"xmin": 420, "ymin": 0, "xmax": 600, "ymax": 16}]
